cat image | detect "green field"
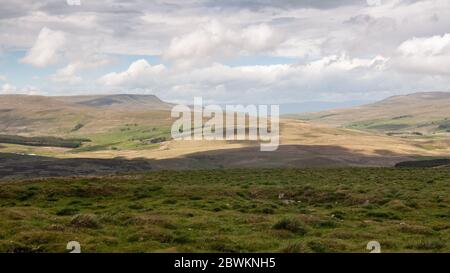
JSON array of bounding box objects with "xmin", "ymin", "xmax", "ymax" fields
[
  {"xmin": 345, "ymin": 117, "xmax": 450, "ymax": 134},
  {"xmin": 0, "ymin": 168, "xmax": 448, "ymax": 253},
  {"xmin": 70, "ymin": 124, "xmax": 171, "ymax": 153}
]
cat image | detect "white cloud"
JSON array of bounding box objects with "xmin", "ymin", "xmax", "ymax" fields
[
  {"xmin": 2, "ymin": 0, "xmax": 450, "ymax": 100},
  {"xmin": 50, "ymin": 64, "xmax": 82, "ymax": 84},
  {"xmin": 163, "ymin": 20, "xmax": 284, "ymax": 67},
  {"xmin": 273, "ymin": 38, "xmax": 323, "ymax": 58},
  {"xmin": 0, "ymin": 83, "xmax": 16, "ymax": 93},
  {"xmin": 98, "ymin": 59, "xmax": 167, "ymax": 87},
  {"xmin": 393, "ymin": 33, "xmax": 450, "ymax": 74},
  {"xmin": 241, "ymin": 24, "xmax": 283, "ymax": 52},
  {"xmin": 98, "ymin": 54, "xmax": 390, "ymax": 103},
  {"xmin": 398, "ymin": 33, "xmax": 450, "ymax": 56},
  {"xmin": 0, "ymin": 75, "xmax": 7, "ymax": 82},
  {"xmin": 20, "ymin": 27, "xmax": 66, "ymax": 67},
  {"xmin": 1, "ymin": 83, "xmax": 40, "ymax": 95},
  {"xmin": 20, "ymin": 26, "xmax": 111, "ymax": 85}
]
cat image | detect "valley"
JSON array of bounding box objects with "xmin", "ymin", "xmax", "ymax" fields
[
  {"xmin": 0, "ymin": 93, "xmax": 449, "ymax": 178},
  {"xmin": 0, "ymin": 92, "xmax": 449, "ymax": 253}
]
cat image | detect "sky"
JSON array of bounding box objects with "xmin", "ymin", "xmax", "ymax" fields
[{"xmin": 1, "ymin": 0, "xmax": 450, "ymax": 104}]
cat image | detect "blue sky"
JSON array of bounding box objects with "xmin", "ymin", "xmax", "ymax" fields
[
  {"xmin": 0, "ymin": 51, "xmax": 164, "ymax": 94},
  {"xmin": 0, "ymin": 51, "xmax": 53, "ymax": 87}
]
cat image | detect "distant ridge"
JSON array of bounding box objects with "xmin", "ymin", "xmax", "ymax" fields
[
  {"xmin": 379, "ymin": 92, "xmax": 450, "ymax": 102},
  {"xmin": 0, "ymin": 94, "xmax": 173, "ymax": 110},
  {"xmin": 371, "ymin": 92, "xmax": 450, "ymax": 107},
  {"xmin": 54, "ymin": 94, "xmax": 173, "ymax": 110},
  {"xmin": 290, "ymin": 92, "xmax": 450, "ymax": 134}
]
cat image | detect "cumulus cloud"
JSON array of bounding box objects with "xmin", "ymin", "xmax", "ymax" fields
[
  {"xmin": 163, "ymin": 21, "xmax": 284, "ymax": 67},
  {"xmin": 393, "ymin": 33, "xmax": 450, "ymax": 74},
  {"xmin": 99, "ymin": 59, "xmax": 167, "ymax": 87},
  {"xmin": 20, "ymin": 27, "xmax": 66, "ymax": 67},
  {"xmin": 0, "ymin": 83, "xmax": 40, "ymax": 95},
  {"xmin": 20, "ymin": 26, "xmax": 112, "ymax": 85},
  {"xmin": 98, "ymin": 54, "xmax": 391, "ymax": 103},
  {"xmin": 2, "ymin": 0, "xmax": 450, "ymax": 101},
  {"xmin": 50, "ymin": 64, "xmax": 82, "ymax": 84}
]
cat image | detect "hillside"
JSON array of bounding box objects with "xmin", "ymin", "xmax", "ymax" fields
[
  {"xmin": 2, "ymin": 118, "xmax": 450, "ymax": 173},
  {"xmin": 0, "ymin": 94, "xmax": 173, "ymax": 136},
  {"xmin": 291, "ymin": 92, "xmax": 450, "ymax": 135},
  {"xmin": 1, "ymin": 93, "xmax": 450, "ymax": 172},
  {"xmin": 54, "ymin": 94, "xmax": 173, "ymax": 109}
]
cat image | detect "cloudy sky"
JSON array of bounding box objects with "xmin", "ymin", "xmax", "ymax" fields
[{"xmin": 1, "ymin": 0, "xmax": 450, "ymax": 104}]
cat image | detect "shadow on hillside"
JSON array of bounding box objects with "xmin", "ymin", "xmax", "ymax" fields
[
  {"xmin": 0, "ymin": 144, "xmax": 421, "ymax": 180},
  {"xmin": 0, "ymin": 153, "xmax": 153, "ymax": 180},
  {"xmin": 166, "ymin": 145, "xmax": 416, "ymax": 169}
]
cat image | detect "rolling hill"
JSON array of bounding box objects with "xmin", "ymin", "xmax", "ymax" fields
[
  {"xmin": 0, "ymin": 94, "xmax": 173, "ymax": 136},
  {"xmin": 0, "ymin": 92, "xmax": 450, "ymax": 174},
  {"xmin": 54, "ymin": 94, "xmax": 173, "ymax": 109},
  {"xmin": 291, "ymin": 92, "xmax": 450, "ymax": 135}
]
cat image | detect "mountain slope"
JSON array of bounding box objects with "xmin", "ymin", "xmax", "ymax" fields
[
  {"xmin": 0, "ymin": 94, "xmax": 173, "ymax": 136},
  {"xmin": 292, "ymin": 92, "xmax": 450, "ymax": 134},
  {"xmin": 55, "ymin": 94, "xmax": 173, "ymax": 109}
]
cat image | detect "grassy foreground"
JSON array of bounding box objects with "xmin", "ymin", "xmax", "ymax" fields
[{"xmin": 0, "ymin": 168, "xmax": 448, "ymax": 253}]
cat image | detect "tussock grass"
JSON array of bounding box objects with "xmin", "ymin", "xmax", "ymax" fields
[{"xmin": 0, "ymin": 167, "xmax": 448, "ymax": 253}]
